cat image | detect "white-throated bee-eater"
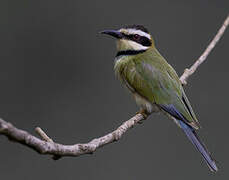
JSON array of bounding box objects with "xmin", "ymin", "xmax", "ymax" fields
[{"xmin": 101, "ymin": 25, "xmax": 217, "ymax": 172}]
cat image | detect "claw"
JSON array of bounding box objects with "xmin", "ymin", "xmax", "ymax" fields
[{"xmin": 136, "ymin": 109, "xmax": 148, "ymax": 123}]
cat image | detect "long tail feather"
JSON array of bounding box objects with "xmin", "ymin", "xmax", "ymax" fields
[{"xmin": 179, "ymin": 120, "xmax": 218, "ymax": 172}]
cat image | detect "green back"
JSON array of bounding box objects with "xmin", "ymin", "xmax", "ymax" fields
[{"xmin": 114, "ymin": 47, "xmax": 199, "ymax": 129}]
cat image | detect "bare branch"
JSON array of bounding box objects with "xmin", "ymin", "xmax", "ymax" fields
[
  {"xmin": 0, "ymin": 15, "xmax": 228, "ymax": 159},
  {"xmin": 0, "ymin": 114, "xmax": 145, "ymax": 157},
  {"xmin": 180, "ymin": 14, "xmax": 229, "ymax": 85}
]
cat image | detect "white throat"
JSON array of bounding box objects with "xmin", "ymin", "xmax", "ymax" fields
[{"xmin": 117, "ymin": 39, "xmax": 149, "ymax": 51}]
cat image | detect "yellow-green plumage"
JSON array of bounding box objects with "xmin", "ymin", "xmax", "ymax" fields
[{"xmin": 114, "ymin": 47, "xmax": 199, "ymax": 129}]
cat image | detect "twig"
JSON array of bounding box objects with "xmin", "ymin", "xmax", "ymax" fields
[
  {"xmin": 35, "ymin": 127, "xmax": 61, "ymax": 159},
  {"xmin": 0, "ymin": 15, "xmax": 228, "ymax": 159},
  {"xmin": 180, "ymin": 14, "xmax": 229, "ymax": 85},
  {"xmin": 35, "ymin": 127, "xmax": 53, "ymax": 143}
]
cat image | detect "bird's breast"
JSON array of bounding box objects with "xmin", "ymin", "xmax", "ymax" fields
[
  {"xmin": 114, "ymin": 56, "xmax": 159, "ymax": 114},
  {"xmin": 114, "ymin": 56, "xmax": 129, "ymax": 81}
]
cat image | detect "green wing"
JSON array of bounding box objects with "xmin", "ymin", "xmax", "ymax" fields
[{"xmin": 122, "ymin": 48, "xmax": 200, "ymax": 129}]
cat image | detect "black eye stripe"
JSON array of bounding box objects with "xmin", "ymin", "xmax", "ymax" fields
[
  {"xmin": 138, "ymin": 36, "xmax": 152, "ymax": 46},
  {"xmin": 121, "ymin": 33, "xmax": 152, "ymax": 47}
]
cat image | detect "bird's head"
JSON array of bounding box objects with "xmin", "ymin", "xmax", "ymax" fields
[{"xmin": 101, "ymin": 25, "xmax": 154, "ymax": 52}]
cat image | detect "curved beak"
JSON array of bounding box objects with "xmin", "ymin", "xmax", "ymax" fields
[{"xmin": 100, "ymin": 30, "xmax": 123, "ymax": 39}]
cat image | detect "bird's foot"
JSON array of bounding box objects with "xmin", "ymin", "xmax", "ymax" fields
[{"xmin": 136, "ymin": 109, "xmax": 148, "ymax": 124}]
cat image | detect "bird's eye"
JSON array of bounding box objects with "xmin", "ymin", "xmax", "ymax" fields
[{"xmin": 133, "ymin": 34, "xmax": 140, "ymax": 40}]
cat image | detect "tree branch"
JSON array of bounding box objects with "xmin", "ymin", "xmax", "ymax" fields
[
  {"xmin": 0, "ymin": 114, "xmax": 145, "ymax": 159},
  {"xmin": 180, "ymin": 14, "xmax": 229, "ymax": 85},
  {"xmin": 0, "ymin": 15, "xmax": 228, "ymax": 159}
]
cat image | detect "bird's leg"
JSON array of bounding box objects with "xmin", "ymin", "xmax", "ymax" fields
[{"xmin": 136, "ymin": 109, "xmax": 148, "ymax": 124}]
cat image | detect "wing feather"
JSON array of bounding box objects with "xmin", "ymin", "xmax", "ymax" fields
[{"xmin": 119, "ymin": 48, "xmax": 200, "ymax": 129}]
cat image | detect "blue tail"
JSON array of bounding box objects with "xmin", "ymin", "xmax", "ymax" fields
[{"xmin": 179, "ymin": 120, "xmax": 218, "ymax": 172}]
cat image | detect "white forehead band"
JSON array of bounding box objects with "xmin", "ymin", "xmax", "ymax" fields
[{"xmin": 126, "ymin": 29, "xmax": 151, "ymax": 39}]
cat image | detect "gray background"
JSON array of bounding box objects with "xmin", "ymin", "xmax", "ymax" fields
[{"xmin": 0, "ymin": 0, "xmax": 229, "ymax": 179}]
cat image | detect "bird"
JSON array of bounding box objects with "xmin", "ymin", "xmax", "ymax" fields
[{"xmin": 100, "ymin": 25, "xmax": 218, "ymax": 172}]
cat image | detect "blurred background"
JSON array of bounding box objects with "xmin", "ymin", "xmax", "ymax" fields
[{"xmin": 0, "ymin": 0, "xmax": 229, "ymax": 179}]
